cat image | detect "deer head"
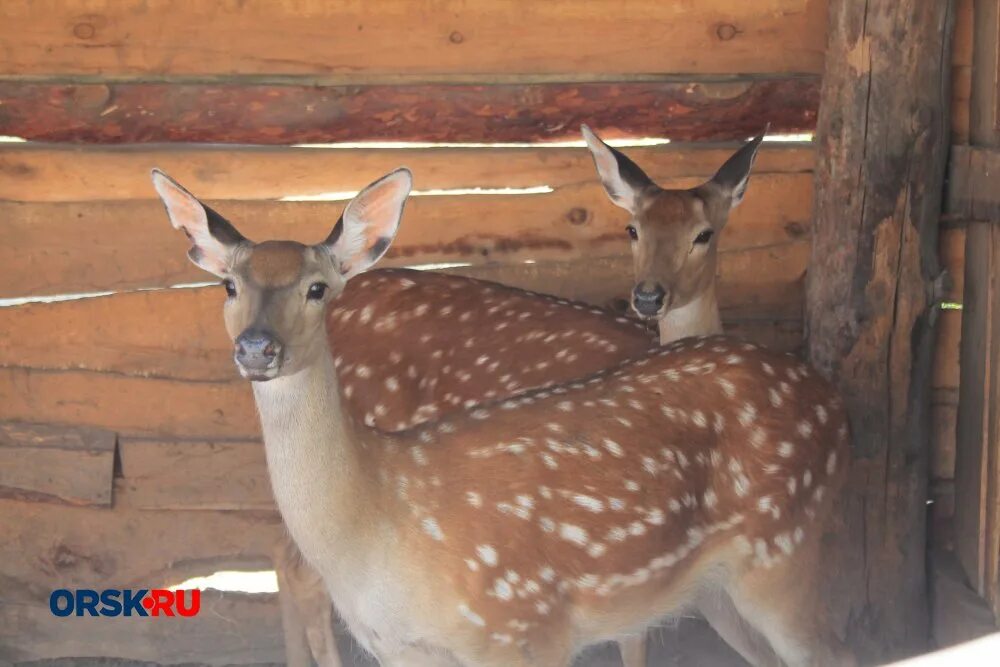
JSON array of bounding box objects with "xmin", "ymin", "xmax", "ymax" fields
[
  {"xmin": 582, "ymin": 125, "xmax": 764, "ymax": 328},
  {"xmin": 151, "ymin": 168, "xmax": 412, "ymax": 381}
]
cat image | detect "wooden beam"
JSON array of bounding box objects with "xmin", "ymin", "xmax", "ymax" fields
[
  {"xmin": 0, "ymin": 421, "xmax": 115, "ymax": 506},
  {"xmin": 0, "ymin": 244, "xmax": 806, "ymax": 381},
  {"xmin": 119, "ymin": 438, "xmax": 273, "ymax": 511},
  {"xmin": 953, "ymin": 0, "xmax": 1000, "ymax": 624},
  {"xmin": 805, "ymin": 0, "xmax": 955, "ymax": 660},
  {"xmin": 0, "ymin": 79, "xmax": 818, "ymax": 145},
  {"xmin": 947, "ymin": 145, "xmax": 1000, "ymax": 220},
  {"xmin": 0, "ymin": 488, "xmax": 285, "ymax": 662},
  {"xmin": 0, "ymin": 367, "xmax": 256, "ymax": 439},
  {"xmin": 0, "ymin": 589, "xmax": 285, "ymax": 664},
  {"xmin": 0, "ymin": 143, "xmax": 814, "ymax": 203},
  {"xmin": 0, "ymin": 1, "xmax": 826, "ymax": 78},
  {"xmin": 0, "ymin": 174, "xmax": 812, "ymax": 298}
]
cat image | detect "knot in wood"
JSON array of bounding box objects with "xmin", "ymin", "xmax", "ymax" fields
[
  {"xmin": 715, "ymin": 23, "xmax": 739, "ymax": 41},
  {"xmin": 73, "ymin": 21, "xmax": 96, "ymax": 40},
  {"xmin": 449, "ymin": 30, "xmax": 465, "ymax": 44},
  {"xmin": 566, "ymin": 207, "xmax": 590, "ymax": 225}
]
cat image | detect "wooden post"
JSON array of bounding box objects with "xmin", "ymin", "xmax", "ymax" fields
[{"xmin": 806, "ymin": 0, "xmax": 955, "ymax": 661}]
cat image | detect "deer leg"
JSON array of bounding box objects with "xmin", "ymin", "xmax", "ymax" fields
[
  {"xmin": 725, "ymin": 541, "xmax": 856, "ymax": 667},
  {"xmin": 274, "ymin": 536, "xmax": 343, "ymax": 667},
  {"xmin": 697, "ymin": 590, "xmax": 782, "ymax": 667},
  {"xmin": 617, "ymin": 634, "xmax": 647, "ymax": 667},
  {"xmin": 274, "ymin": 539, "xmax": 315, "ymax": 667}
]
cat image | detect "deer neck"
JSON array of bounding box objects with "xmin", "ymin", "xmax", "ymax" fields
[
  {"xmin": 251, "ymin": 348, "xmax": 379, "ymax": 572},
  {"xmin": 658, "ymin": 284, "xmax": 722, "ymax": 344}
]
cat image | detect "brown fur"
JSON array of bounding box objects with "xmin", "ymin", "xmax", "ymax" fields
[{"xmin": 249, "ymin": 241, "xmax": 307, "ymax": 287}]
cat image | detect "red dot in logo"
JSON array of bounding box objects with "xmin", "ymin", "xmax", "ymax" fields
[{"xmin": 142, "ymin": 596, "xmax": 154, "ymax": 609}]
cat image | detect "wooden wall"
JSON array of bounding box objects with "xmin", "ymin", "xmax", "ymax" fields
[
  {"xmin": 930, "ymin": 0, "xmax": 973, "ymax": 551},
  {"xmin": 0, "ymin": 0, "xmax": 961, "ymax": 660}
]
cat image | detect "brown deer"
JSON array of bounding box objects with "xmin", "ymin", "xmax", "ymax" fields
[
  {"xmin": 154, "ymin": 167, "xmax": 854, "ymax": 666},
  {"xmin": 582, "ymin": 125, "xmax": 765, "ymax": 345},
  {"xmin": 235, "ymin": 131, "xmax": 766, "ymax": 667}
]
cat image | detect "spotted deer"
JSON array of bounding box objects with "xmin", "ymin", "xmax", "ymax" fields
[
  {"xmin": 219, "ymin": 130, "xmax": 765, "ymax": 667},
  {"xmin": 154, "ymin": 167, "xmax": 854, "ymax": 667},
  {"xmin": 582, "ymin": 125, "xmax": 765, "ymax": 344}
]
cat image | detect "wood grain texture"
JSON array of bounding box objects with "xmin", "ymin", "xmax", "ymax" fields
[
  {"xmin": 0, "ymin": 588, "xmax": 285, "ymax": 664},
  {"xmin": 0, "ymin": 488, "xmax": 283, "ymax": 662},
  {"xmin": 119, "ymin": 438, "xmax": 273, "ymax": 510},
  {"xmin": 0, "ymin": 1, "xmax": 827, "ymax": 78},
  {"xmin": 805, "ymin": 0, "xmax": 954, "ymax": 660},
  {"xmin": 0, "ymin": 143, "xmax": 814, "ymax": 202},
  {"xmin": 0, "ymin": 79, "xmax": 819, "ymax": 144},
  {"xmin": 0, "ymin": 367, "xmax": 257, "ymax": 439},
  {"xmin": 0, "ymin": 244, "xmax": 806, "ymax": 382},
  {"xmin": 1, "ymin": 174, "xmax": 813, "ymax": 298},
  {"xmin": 0, "ymin": 422, "xmax": 115, "ymax": 506}
]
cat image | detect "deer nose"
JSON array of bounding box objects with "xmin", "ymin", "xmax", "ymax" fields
[
  {"xmin": 235, "ymin": 330, "xmax": 282, "ymax": 371},
  {"xmin": 632, "ymin": 282, "xmax": 666, "ymax": 317}
]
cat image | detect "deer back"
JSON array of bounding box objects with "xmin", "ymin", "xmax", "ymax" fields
[
  {"xmin": 364, "ymin": 337, "xmax": 850, "ymax": 656},
  {"xmin": 329, "ymin": 268, "xmax": 656, "ymax": 431}
]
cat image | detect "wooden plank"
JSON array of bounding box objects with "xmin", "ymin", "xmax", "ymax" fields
[
  {"xmin": 0, "ymin": 173, "xmax": 813, "ymax": 298},
  {"xmin": 805, "ymin": 0, "xmax": 954, "ymax": 658},
  {"xmin": 0, "ymin": 421, "xmax": 115, "ymax": 506},
  {"xmin": 0, "ymin": 489, "xmax": 281, "ymax": 595},
  {"xmin": 0, "ymin": 367, "xmax": 257, "ymax": 438},
  {"xmin": 119, "ymin": 439, "xmax": 273, "ymax": 511},
  {"xmin": 941, "ymin": 226, "xmax": 966, "ymax": 302},
  {"xmin": 947, "ymin": 145, "xmax": 1000, "ymax": 220},
  {"xmin": 932, "ymin": 400, "xmax": 959, "ymax": 481},
  {"xmin": 0, "ymin": 1, "xmax": 827, "ymax": 78},
  {"xmin": 934, "ymin": 309, "xmax": 963, "ymax": 390},
  {"xmin": 954, "ymin": 222, "xmax": 996, "ymax": 609},
  {"xmin": 954, "ymin": 66, "xmax": 972, "ymax": 144},
  {"xmin": 0, "ymin": 144, "xmax": 815, "ymax": 203},
  {"xmin": 0, "ymin": 589, "xmax": 285, "ymax": 664},
  {"xmin": 0, "ymin": 243, "xmax": 807, "ymax": 382},
  {"xmin": 0, "ymin": 489, "xmax": 284, "ymax": 662},
  {"xmin": 0, "ymin": 78, "xmax": 819, "ymax": 145}
]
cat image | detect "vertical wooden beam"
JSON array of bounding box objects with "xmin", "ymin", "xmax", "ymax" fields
[
  {"xmin": 954, "ymin": 0, "xmax": 1000, "ymax": 621},
  {"xmin": 806, "ymin": 0, "xmax": 955, "ymax": 661}
]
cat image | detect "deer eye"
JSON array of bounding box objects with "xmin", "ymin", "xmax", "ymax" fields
[
  {"xmin": 694, "ymin": 229, "xmax": 714, "ymax": 245},
  {"xmin": 626, "ymin": 225, "xmax": 639, "ymax": 241},
  {"xmin": 223, "ymin": 279, "xmax": 237, "ymax": 298},
  {"xmin": 306, "ymin": 282, "xmax": 328, "ymax": 301}
]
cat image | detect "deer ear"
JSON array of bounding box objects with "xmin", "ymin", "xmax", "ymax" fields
[
  {"xmin": 323, "ymin": 168, "xmax": 411, "ymax": 279},
  {"xmin": 708, "ymin": 128, "xmax": 766, "ymax": 210},
  {"xmin": 151, "ymin": 169, "xmax": 248, "ymax": 277},
  {"xmin": 582, "ymin": 124, "xmax": 655, "ymax": 214}
]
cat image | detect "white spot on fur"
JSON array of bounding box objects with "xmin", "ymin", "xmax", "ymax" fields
[
  {"xmin": 560, "ymin": 523, "xmax": 589, "ymax": 546},
  {"xmin": 458, "ymin": 603, "xmax": 485, "ymax": 627},
  {"xmin": 476, "ymin": 544, "xmax": 498, "ymax": 566},
  {"xmin": 421, "ymin": 517, "xmax": 445, "ymax": 541}
]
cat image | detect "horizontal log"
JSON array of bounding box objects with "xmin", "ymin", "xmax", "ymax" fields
[
  {"xmin": 0, "ymin": 422, "xmax": 115, "ymax": 506},
  {"xmin": 0, "ymin": 1, "xmax": 826, "ymax": 78},
  {"xmin": 120, "ymin": 439, "xmax": 274, "ymax": 511},
  {"xmin": 0, "ymin": 367, "xmax": 257, "ymax": 439},
  {"xmin": 0, "ymin": 143, "xmax": 813, "ymax": 202},
  {"xmin": 0, "ymin": 78, "xmax": 819, "ymax": 145},
  {"xmin": 0, "ymin": 490, "xmax": 281, "ymax": 597},
  {"xmin": 0, "ymin": 589, "xmax": 285, "ymax": 664},
  {"xmin": 0, "ymin": 244, "xmax": 807, "ymax": 382},
  {"xmin": 1, "ymin": 173, "xmax": 812, "ymax": 298}
]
